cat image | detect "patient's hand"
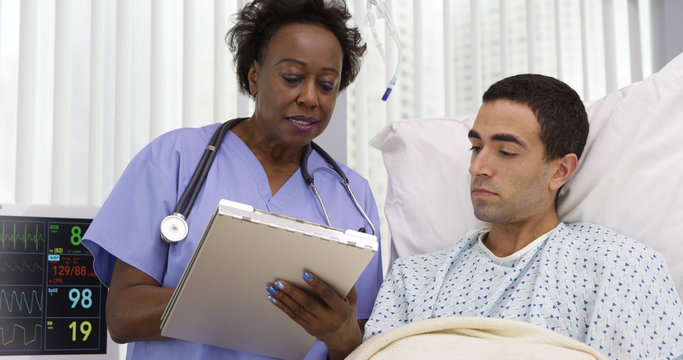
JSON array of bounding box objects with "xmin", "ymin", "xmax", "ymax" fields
[{"xmin": 266, "ymin": 271, "xmax": 362, "ymax": 360}]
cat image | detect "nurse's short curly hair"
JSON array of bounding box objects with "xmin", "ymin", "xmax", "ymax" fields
[{"xmin": 226, "ymin": 0, "xmax": 366, "ymax": 97}]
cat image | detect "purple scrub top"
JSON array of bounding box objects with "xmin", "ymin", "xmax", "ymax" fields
[{"xmin": 83, "ymin": 123, "xmax": 383, "ymax": 359}]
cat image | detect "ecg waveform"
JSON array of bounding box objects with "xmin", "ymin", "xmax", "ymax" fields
[
  {"xmin": 0, "ymin": 322, "xmax": 41, "ymax": 349},
  {"xmin": 0, "ymin": 222, "xmax": 45, "ymax": 252},
  {"xmin": 0, "ymin": 288, "xmax": 43, "ymax": 316}
]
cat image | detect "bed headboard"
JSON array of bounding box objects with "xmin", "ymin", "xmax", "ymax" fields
[{"xmin": 372, "ymin": 52, "xmax": 683, "ymax": 294}]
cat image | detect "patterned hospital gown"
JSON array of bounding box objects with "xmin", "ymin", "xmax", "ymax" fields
[{"xmin": 365, "ymin": 222, "xmax": 683, "ymax": 359}]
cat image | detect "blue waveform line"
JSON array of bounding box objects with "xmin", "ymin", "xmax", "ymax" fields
[
  {"xmin": 0, "ymin": 289, "xmax": 43, "ymax": 314},
  {"xmin": 0, "ymin": 223, "xmax": 45, "ymax": 252},
  {"xmin": 0, "ymin": 323, "xmax": 41, "ymax": 346}
]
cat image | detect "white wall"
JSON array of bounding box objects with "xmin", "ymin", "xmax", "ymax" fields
[{"xmin": 650, "ymin": 0, "xmax": 683, "ymax": 71}]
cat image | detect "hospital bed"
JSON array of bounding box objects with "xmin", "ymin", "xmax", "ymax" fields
[{"xmin": 349, "ymin": 52, "xmax": 683, "ymax": 359}]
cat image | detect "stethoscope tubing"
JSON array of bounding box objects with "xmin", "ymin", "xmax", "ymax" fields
[
  {"xmin": 174, "ymin": 119, "xmax": 238, "ymax": 218},
  {"xmin": 161, "ymin": 118, "xmax": 376, "ymax": 243},
  {"xmin": 302, "ymin": 142, "xmax": 376, "ymax": 236}
]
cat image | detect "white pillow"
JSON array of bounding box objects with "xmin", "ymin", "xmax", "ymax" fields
[
  {"xmin": 372, "ymin": 116, "xmax": 482, "ymax": 262},
  {"xmin": 372, "ymin": 52, "xmax": 683, "ymax": 293}
]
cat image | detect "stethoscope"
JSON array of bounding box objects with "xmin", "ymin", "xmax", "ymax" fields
[{"xmin": 160, "ymin": 117, "xmax": 377, "ymax": 243}]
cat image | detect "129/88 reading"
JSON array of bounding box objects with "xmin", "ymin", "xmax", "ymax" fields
[{"xmin": 52, "ymin": 265, "xmax": 88, "ymax": 276}]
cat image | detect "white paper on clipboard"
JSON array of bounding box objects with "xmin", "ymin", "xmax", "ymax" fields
[{"xmin": 160, "ymin": 199, "xmax": 377, "ymax": 360}]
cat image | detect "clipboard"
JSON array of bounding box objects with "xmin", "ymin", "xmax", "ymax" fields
[{"xmin": 160, "ymin": 199, "xmax": 377, "ymax": 359}]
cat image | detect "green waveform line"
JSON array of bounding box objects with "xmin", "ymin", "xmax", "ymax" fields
[
  {"xmin": 0, "ymin": 289, "xmax": 44, "ymax": 314},
  {"xmin": 0, "ymin": 323, "xmax": 42, "ymax": 346},
  {"xmin": 0, "ymin": 223, "xmax": 45, "ymax": 251}
]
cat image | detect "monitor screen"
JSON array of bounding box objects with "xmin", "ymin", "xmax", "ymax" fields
[{"xmin": 0, "ymin": 204, "xmax": 113, "ymax": 357}]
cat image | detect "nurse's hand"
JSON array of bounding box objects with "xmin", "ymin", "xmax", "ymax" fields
[{"xmin": 267, "ymin": 271, "xmax": 362, "ymax": 360}]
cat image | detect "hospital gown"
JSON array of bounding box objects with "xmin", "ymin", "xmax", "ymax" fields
[
  {"xmin": 365, "ymin": 222, "xmax": 683, "ymax": 359},
  {"xmin": 83, "ymin": 122, "xmax": 383, "ymax": 360}
]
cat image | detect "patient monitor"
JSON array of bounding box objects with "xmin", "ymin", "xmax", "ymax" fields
[{"xmin": 0, "ymin": 204, "xmax": 118, "ymax": 359}]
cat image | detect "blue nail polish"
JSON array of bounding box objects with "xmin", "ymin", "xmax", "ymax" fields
[
  {"xmin": 303, "ymin": 272, "xmax": 313, "ymax": 282},
  {"xmin": 274, "ymin": 280, "xmax": 285, "ymax": 290},
  {"xmin": 267, "ymin": 285, "xmax": 277, "ymax": 295},
  {"xmin": 268, "ymin": 295, "xmax": 277, "ymax": 304}
]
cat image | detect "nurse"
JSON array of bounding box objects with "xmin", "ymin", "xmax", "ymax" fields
[{"xmin": 82, "ymin": 0, "xmax": 382, "ymax": 359}]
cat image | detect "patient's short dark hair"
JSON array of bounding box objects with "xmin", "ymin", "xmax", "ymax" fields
[{"xmin": 482, "ymin": 74, "xmax": 589, "ymax": 161}]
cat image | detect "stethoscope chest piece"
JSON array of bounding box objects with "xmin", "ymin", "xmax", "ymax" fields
[{"xmin": 161, "ymin": 213, "xmax": 189, "ymax": 243}]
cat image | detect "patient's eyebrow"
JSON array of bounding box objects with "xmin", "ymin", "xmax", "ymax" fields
[
  {"xmin": 468, "ymin": 129, "xmax": 527, "ymax": 149},
  {"xmin": 468, "ymin": 130, "xmax": 481, "ymax": 139},
  {"xmin": 491, "ymin": 133, "xmax": 527, "ymax": 149}
]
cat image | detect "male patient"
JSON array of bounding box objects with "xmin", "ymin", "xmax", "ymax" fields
[{"xmin": 364, "ymin": 74, "xmax": 683, "ymax": 359}]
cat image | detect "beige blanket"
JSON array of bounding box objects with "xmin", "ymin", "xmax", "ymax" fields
[{"xmin": 347, "ymin": 317, "xmax": 608, "ymax": 360}]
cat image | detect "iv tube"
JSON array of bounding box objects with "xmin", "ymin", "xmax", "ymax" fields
[{"xmin": 366, "ymin": 0, "xmax": 401, "ymax": 101}]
